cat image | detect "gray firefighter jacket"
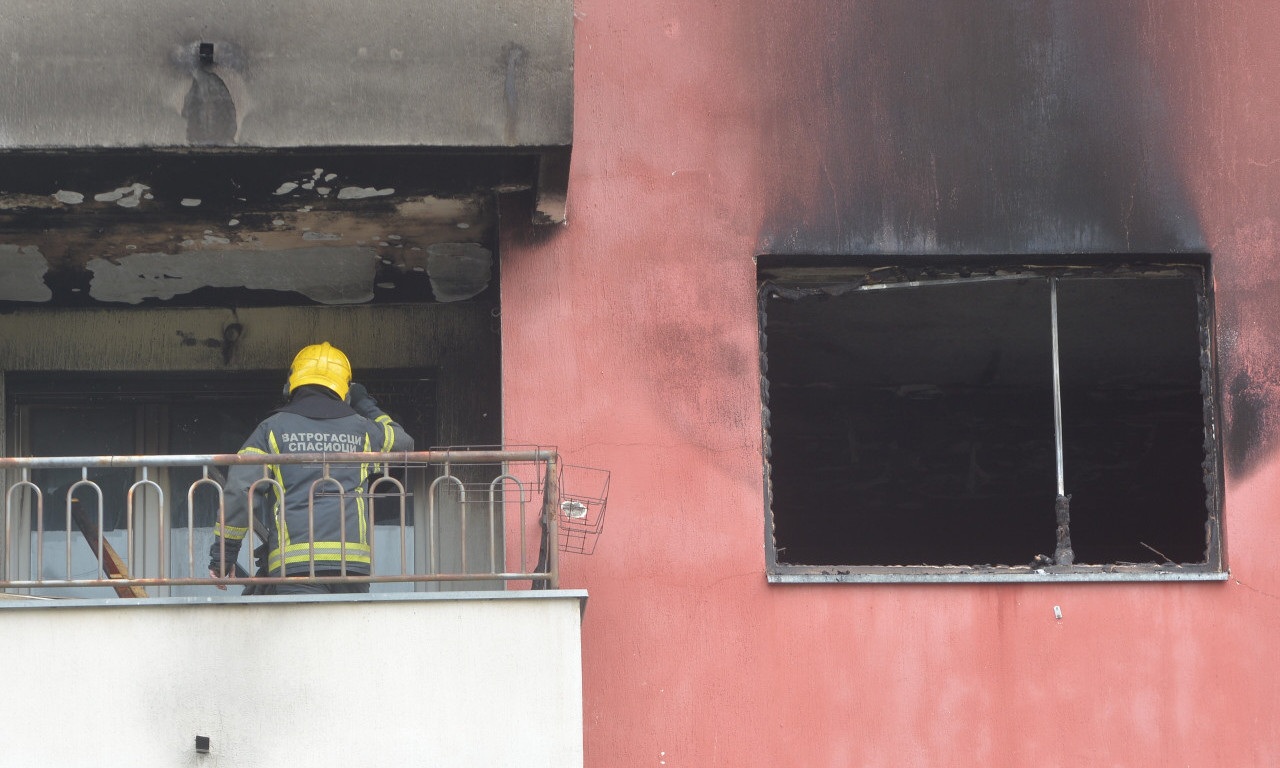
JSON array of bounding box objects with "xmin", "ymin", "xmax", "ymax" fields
[{"xmin": 210, "ymin": 386, "xmax": 414, "ymax": 576}]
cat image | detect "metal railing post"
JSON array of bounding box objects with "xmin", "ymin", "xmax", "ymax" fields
[{"xmin": 545, "ymin": 453, "xmax": 560, "ymax": 590}]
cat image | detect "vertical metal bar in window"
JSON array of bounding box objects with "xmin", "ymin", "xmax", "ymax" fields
[
  {"xmin": 1050, "ymin": 277, "xmax": 1075, "ymax": 565},
  {"xmin": 1051, "ymin": 277, "xmax": 1065, "ymax": 496}
]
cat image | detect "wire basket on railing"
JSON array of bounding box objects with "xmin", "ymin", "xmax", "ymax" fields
[{"xmin": 558, "ymin": 464, "xmax": 610, "ymax": 555}]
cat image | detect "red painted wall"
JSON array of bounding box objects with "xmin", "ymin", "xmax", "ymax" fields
[{"xmin": 504, "ymin": 1, "xmax": 1280, "ymax": 764}]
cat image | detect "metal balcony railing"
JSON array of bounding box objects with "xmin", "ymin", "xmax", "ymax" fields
[{"xmin": 0, "ymin": 448, "xmax": 609, "ymax": 597}]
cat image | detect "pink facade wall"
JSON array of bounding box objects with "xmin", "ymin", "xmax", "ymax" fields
[{"xmin": 504, "ymin": 1, "xmax": 1280, "ymax": 764}]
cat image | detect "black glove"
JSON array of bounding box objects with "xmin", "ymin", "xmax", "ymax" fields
[
  {"xmin": 207, "ymin": 537, "xmax": 244, "ymax": 577},
  {"xmin": 347, "ymin": 382, "xmax": 382, "ymax": 418}
]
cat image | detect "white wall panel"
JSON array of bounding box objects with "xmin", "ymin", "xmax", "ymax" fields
[{"xmin": 0, "ymin": 591, "xmax": 585, "ymax": 767}]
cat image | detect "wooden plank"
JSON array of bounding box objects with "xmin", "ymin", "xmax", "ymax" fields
[{"xmin": 70, "ymin": 504, "xmax": 148, "ymax": 599}]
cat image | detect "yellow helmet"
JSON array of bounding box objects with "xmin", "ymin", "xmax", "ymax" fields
[{"xmin": 287, "ymin": 342, "xmax": 351, "ymax": 400}]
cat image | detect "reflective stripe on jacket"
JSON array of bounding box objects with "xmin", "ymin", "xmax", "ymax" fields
[{"xmin": 214, "ymin": 389, "xmax": 413, "ymax": 576}]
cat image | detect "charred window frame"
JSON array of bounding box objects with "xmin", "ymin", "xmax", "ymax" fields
[{"xmin": 759, "ymin": 260, "xmax": 1224, "ymax": 583}]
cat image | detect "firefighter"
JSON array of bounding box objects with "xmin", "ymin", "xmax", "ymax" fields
[{"xmin": 208, "ymin": 342, "xmax": 414, "ymax": 594}]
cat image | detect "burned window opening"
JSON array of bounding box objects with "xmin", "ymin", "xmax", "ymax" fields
[{"xmin": 759, "ymin": 261, "xmax": 1222, "ymax": 579}]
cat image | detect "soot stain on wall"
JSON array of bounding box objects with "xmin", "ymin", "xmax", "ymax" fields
[
  {"xmin": 1225, "ymin": 371, "xmax": 1269, "ymax": 475},
  {"xmin": 757, "ymin": 0, "xmax": 1202, "ymax": 256}
]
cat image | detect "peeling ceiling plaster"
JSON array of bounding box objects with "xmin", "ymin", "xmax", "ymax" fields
[
  {"xmin": 87, "ymin": 247, "xmax": 379, "ymax": 304},
  {"xmin": 424, "ymin": 243, "xmax": 493, "ymax": 302},
  {"xmin": 0, "ymin": 151, "xmax": 521, "ymax": 307},
  {"xmin": 0, "ymin": 244, "xmax": 52, "ymax": 301}
]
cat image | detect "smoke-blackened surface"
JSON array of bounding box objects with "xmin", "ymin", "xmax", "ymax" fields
[{"xmin": 757, "ymin": 0, "xmax": 1201, "ymax": 255}]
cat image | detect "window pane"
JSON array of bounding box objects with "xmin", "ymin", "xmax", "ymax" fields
[
  {"xmin": 1056, "ymin": 276, "xmax": 1208, "ymax": 564},
  {"xmin": 766, "ymin": 277, "xmax": 1057, "ymax": 566}
]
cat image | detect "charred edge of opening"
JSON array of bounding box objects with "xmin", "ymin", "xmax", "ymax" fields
[
  {"xmin": 756, "ymin": 256, "xmax": 1211, "ymax": 294},
  {"xmin": 1195, "ymin": 264, "xmax": 1224, "ymax": 568},
  {"xmin": 772, "ymin": 562, "xmax": 1224, "ymax": 579},
  {"xmin": 758, "ymin": 281, "xmax": 777, "ymax": 570},
  {"xmin": 1053, "ymin": 493, "xmax": 1074, "ymax": 565}
]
